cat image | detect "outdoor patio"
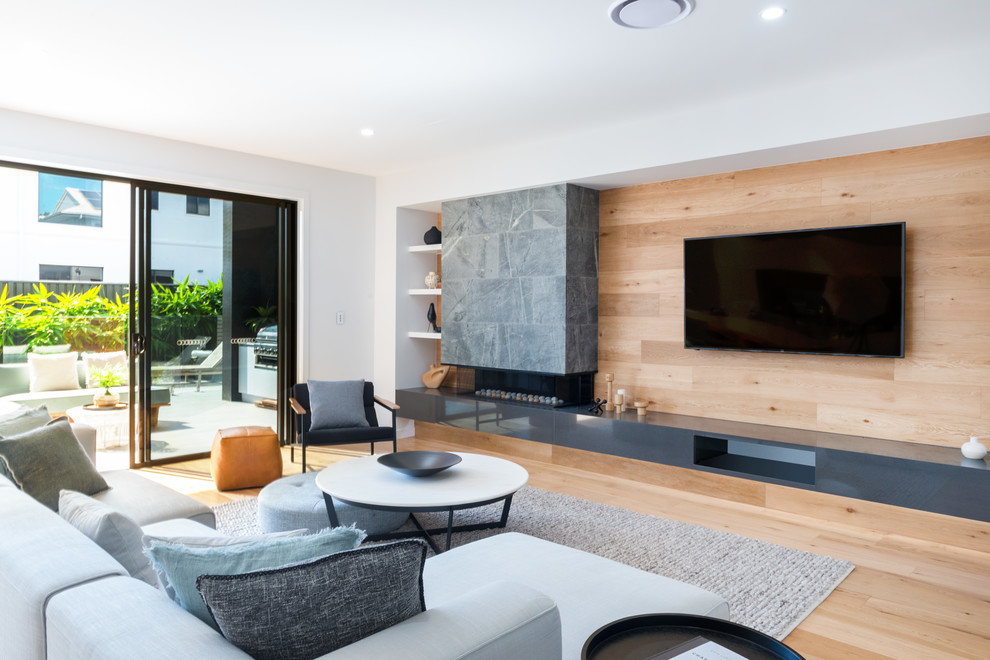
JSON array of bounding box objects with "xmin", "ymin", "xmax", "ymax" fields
[{"xmin": 95, "ymin": 382, "xmax": 277, "ymax": 471}]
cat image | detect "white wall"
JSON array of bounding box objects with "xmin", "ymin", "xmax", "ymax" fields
[
  {"xmin": 0, "ymin": 108, "xmax": 377, "ymax": 382},
  {"xmin": 395, "ymin": 208, "xmax": 442, "ymax": 389},
  {"xmin": 373, "ymin": 41, "xmax": 990, "ymax": 398}
]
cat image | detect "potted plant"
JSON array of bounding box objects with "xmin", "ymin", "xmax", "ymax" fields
[{"xmin": 90, "ymin": 364, "xmax": 125, "ymax": 407}]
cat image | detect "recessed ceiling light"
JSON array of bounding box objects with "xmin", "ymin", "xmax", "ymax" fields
[
  {"xmin": 360, "ymin": 128, "xmax": 375, "ymax": 137},
  {"xmin": 609, "ymin": 0, "xmax": 696, "ymax": 30},
  {"xmin": 761, "ymin": 7, "xmax": 786, "ymax": 20}
]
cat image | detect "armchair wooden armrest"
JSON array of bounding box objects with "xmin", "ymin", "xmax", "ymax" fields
[
  {"xmin": 373, "ymin": 395, "xmax": 400, "ymax": 411},
  {"xmin": 288, "ymin": 397, "xmax": 307, "ymax": 416}
]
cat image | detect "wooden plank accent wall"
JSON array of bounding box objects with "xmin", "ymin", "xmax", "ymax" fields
[{"xmin": 598, "ymin": 136, "xmax": 990, "ymax": 449}]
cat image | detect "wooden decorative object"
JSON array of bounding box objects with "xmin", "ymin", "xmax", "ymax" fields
[
  {"xmin": 422, "ymin": 364, "xmax": 450, "ymax": 388},
  {"xmin": 631, "ymin": 401, "xmax": 650, "ymax": 416},
  {"xmin": 605, "ymin": 373, "xmax": 615, "ymax": 412}
]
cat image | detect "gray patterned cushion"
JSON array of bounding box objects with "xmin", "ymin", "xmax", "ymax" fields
[
  {"xmin": 0, "ymin": 417, "xmax": 108, "ymax": 509},
  {"xmin": 0, "ymin": 404, "xmax": 50, "ymax": 434},
  {"xmin": 308, "ymin": 379, "xmax": 369, "ymax": 430},
  {"xmin": 0, "ymin": 405, "xmax": 51, "ymax": 480},
  {"xmin": 197, "ymin": 539, "xmax": 427, "ymax": 659},
  {"xmin": 145, "ymin": 526, "xmax": 365, "ymax": 628}
]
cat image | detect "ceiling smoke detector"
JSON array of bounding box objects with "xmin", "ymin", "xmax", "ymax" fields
[{"xmin": 609, "ymin": 0, "xmax": 696, "ymax": 30}]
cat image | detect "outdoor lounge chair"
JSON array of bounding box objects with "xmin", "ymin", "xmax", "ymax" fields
[{"xmin": 152, "ymin": 344, "xmax": 223, "ymax": 391}]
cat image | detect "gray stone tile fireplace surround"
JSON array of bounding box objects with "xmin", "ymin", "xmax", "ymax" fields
[{"xmin": 441, "ymin": 183, "xmax": 599, "ymax": 375}]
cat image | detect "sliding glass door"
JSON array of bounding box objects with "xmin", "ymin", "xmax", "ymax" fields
[{"xmin": 130, "ymin": 184, "xmax": 296, "ymax": 467}]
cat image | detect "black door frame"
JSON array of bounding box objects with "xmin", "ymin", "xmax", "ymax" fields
[
  {"xmin": 0, "ymin": 159, "xmax": 298, "ymax": 468},
  {"xmin": 128, "ymin": 181, "xmax": 297, "ymax": 468}
]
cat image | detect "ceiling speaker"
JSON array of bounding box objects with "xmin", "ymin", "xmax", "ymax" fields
[{"xmin": 608, "ymin": 0, "xmax": 696, "ymax": 29}]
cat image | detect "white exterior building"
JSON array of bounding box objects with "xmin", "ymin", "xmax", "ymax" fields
[{"xmin": 0, "ymin": 166, "xmax": 222, "ymax": 286}]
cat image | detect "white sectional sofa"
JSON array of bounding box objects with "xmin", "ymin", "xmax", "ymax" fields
[{"xmin": 0, "ymin": 426, "xmax": 729, "ymax": 660}]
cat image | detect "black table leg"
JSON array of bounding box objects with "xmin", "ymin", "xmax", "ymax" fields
[
  {"xmin": 445, "ymin": 508, "xmax": 455, "ymax": 551},
  {"xmin": 322, "ymin": 492, "xmax": 342, "ymax": 527},
  {"xmin": 408, "ymin": 514, "xmax": 442, "ymax": 554},
  {"xmin": 498, "ymin": 494, "xmax": 514, "ymax": 527}
]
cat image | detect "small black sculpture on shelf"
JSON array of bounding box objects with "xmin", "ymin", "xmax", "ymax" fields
[
  {"xmin": 424, "ymin": 226, "xmax": 441, "ymax": 245},
  {"xmin": 426, "ymin": 303, "xmax": 441, "ymax": 334},
  {"xmin": 588, "ymin": 398, "xmax": 606, "ymax": 415}
]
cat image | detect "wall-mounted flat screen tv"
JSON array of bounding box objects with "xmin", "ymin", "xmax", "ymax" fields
[{"xmin": 684, "ymin": 222, "xmax": 905, "ymax": 357}]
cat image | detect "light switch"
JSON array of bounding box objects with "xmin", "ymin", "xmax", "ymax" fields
[{"xmin": 336, "ymin": 311, "xmax": 345, "ymax": 325}]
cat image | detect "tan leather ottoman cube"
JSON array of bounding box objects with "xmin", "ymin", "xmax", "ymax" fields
[{"xmin": 210, "ymin": 426, "xmax": 283, "ymax": 491}]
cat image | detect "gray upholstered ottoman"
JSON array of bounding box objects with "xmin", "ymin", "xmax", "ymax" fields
[{"xmin": 258, "ymin": 472, "xmax": 409, "ymax": 535}]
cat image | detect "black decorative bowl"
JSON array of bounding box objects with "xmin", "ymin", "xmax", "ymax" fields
[{"xmin": 377, "ymin": 451, "xmax": 462, "ymax": 477}]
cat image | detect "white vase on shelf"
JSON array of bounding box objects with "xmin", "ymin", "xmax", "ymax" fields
[
  {"xmin": 961, "ymin": 436, "xmax": 987, "ymax": 460},
  {"xmin": 425, "ymin": 271, "xmax": 439, "ymax": 289}
]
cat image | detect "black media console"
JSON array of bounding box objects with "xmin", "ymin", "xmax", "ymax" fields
[{"xmin": 396, "ymin": 387, "xmax": 990, "ymax": 523}]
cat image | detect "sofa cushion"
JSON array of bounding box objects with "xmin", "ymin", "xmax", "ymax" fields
[
  {"xmin": 82, "ymin": 350, "xmax": 128, "ymax": 388},
  {"xmin": 46, "ymin": 576, "xmax": 253, "ymax": 660},
  {"xmin": 33, "ymin": 343, "xmax": 71, "ymax": 354},
  {"xmin": 0, "ymin": 404, "xmax": 51, "ymax": 480},
  {"xmin": 308, "ymin": 379, "xmax": 369, "ymax": 430},
  {"xmin": 59, "ymin": 489, "xmax": 160, "ymax": 587},
  {"xmin": 323, "ymin": 580, "xmax": 561, "ymax": 660},
  {"xmin": 141, "ymin": 526, "xmax": 308, "ymax": 599},
  {"xmin": 145, "ymin": 525, "xmax": 366, "ymax": 628},
  {"xmin": 0, "ymin": 417, "xmax": 108, "ymax": 509},
  {"xmin": 98, "ymin": 469, "xmax": 216, "ymax": 527},
  {"xmin": 197, "ymin": 539, "xmax": 427, "ymax": 659},
  {"xmin": 27, "ymin": 351, "xmax": 81, "ymax": 392},
  {"xmin": 424, "ymin": 532, "xmax": 730, "ymax": 659},
  {"xmin": 142, "ymin": 527, "xmax": 307, "ymax": 549},
  {"xmin": 0, "ymin": 403, "xmax": 50, "ymax": 435},
  {"xmin": 0, "ymin": 484, "xmax": 128, "ymax": 660},
  {"xmin": 1, "ymin": 344, "xmax": 28, "ymax": 363}
]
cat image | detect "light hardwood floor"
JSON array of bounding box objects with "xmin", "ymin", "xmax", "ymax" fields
[{"xmin": 138, "ymin": 434, "xmax": 990, "ymax": 660}]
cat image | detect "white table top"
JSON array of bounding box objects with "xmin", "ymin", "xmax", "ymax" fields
[{"xmin": 315, "ymin": 452, "xmax": 529, "ymax": 509}]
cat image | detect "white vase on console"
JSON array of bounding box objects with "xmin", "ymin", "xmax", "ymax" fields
[
  {"xmin": 425, "ymin": 271, "xmax": 439, "ymax": 289},
  {"xmin": 961, "ymin": 436, "xmax": 987, "ymax": 460}
]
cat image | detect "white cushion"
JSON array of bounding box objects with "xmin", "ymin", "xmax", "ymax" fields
[
  {"xmin": 82, "ymin": 351, "xmax": 128, "ymax": 388},
  {"xmin": 425, "ymin": 532, "xmax": 730, "ymax": 659},
  {"xmin": 27, "ymin": 352, "xmax": 80, "ymax": 392},
  {"xmin": 97, "ymin": 470, "xmax": 216, "ymax": 527}
]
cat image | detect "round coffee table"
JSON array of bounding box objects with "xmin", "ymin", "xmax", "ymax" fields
[{"xmin": 315, "ymin": 452, "xmax": 528, "ymax": 552}]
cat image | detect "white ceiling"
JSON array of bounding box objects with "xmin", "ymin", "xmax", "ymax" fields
[{"xmin": 1, "ymin": 0, "xmax": 988, "ymax": 178}]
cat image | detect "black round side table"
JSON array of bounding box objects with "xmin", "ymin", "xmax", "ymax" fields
[{"xmin": 582, "ymin": 614, "xmax": 805, "ymax": 660}]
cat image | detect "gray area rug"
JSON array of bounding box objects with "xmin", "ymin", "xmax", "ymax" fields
[{"xmin": 213, "ymin": 485, "xmax": 853, "ymax": 640}]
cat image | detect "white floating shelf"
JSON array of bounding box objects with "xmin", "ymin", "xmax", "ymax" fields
[
  {"xmin": 409, "ymin": 288, "xmax": 441, "ymax": 295},
  {"xmin": 408, "ymin": 331, "xmax": 441, "ymax": 339},
  {"xmin": 408, "ymin": 244, "xmax": 442, "ymax": 253}
]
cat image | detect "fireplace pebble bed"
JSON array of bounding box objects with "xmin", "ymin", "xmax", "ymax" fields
[{"xmin": 475, "ymin": 389, "xmax": 563, "ymax": 406}]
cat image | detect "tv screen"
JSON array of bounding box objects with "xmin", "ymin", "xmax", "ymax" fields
[{"xmin": 684, "ymin": 223, "xmax": 905, "ymax": 357}]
